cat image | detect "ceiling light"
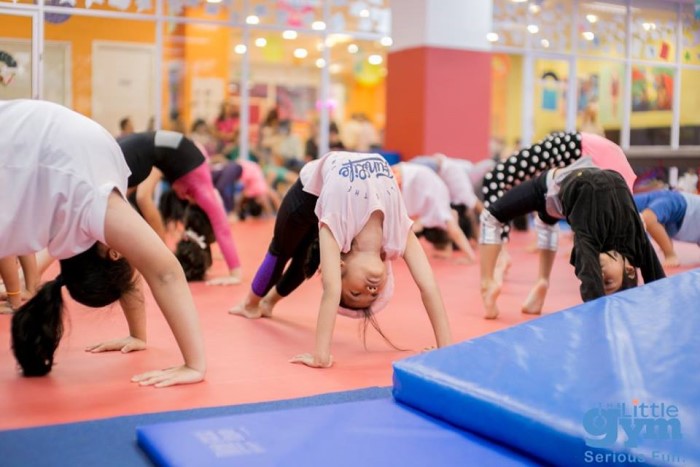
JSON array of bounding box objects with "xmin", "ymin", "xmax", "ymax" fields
[
  {"xmin": 293, "ymin": 48, "xmax": 308, "ymax": 59},
  {"xmin": 486, "ymin": 32, "xmax": 499, "ymax": 42},
  {"xmin": 540, "ymin": 39, "xmax": 550, "ymax": 48},
  {"xmin": 316, "ymin": 58, "xmax": 326, "ymax": 68},
  {"xmin": 582, "ymin": 31, "xmax": 595, "ymax": 41},
  {"xmin": 282, "ymin": 30, "xmax": 298, "ymax": 40},
  {"xmin": 255, "ymin": 37, "xmax": 267, "ymax": 47},
  {"xmin": 311, "ymin": 21, "xmax": 326, "ymax": 31},
  {"xmin": 586, "ymin": 14, "xmax": 598, "ymax": 23},
  {"xmin": 246, "ymin": 15, "xmax": 260, "ymax": 25},
  {"xmin": 527, "ymin": 24, "xmax": 539, "ymax": 34},
  {"xmin": 347, "ymin": 43, "xmax": 359, "ymax": 54},
  {"xmin": 368, "ymin": 54, "xmax": 383, "ymax": 65},
  {"xmin": 380, "ymin": 36, "xmax": 393, "ymax": 47},
  {"xmin": 234, "ymin": 44, "xmax": 247, "ymax": 54}
]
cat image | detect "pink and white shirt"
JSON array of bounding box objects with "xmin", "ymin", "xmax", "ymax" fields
[
  {"xmin": 239, "ymin": 159, "xmax": 269, "ymax": 198},
  {"xmin": 581, "ymin": 132, "xmax": 636, "ymax": 192},
  {"xmin": 300, "ymin": 151, "xmax": 413, "ymax": 259},
  {"xmin": 0, "ymin": 100, "xmax": 130, "ymax": 259}
]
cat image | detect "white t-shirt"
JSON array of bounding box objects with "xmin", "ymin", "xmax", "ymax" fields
[
  {"xmin": 300, "ymin": 151, "xmax": 412, "ymax": 259},
  {"xmin": 437, "ymin": 156, "xmax": 478, "ymax": 209},
  {"xmin": 0, "ymin": 100, "xmax": 130, "ymax": 259},
  {"xmin": 399, "ymin": 163, "xmax": 453, "ymax": 229}
]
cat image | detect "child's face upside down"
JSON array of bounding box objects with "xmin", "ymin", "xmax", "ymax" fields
[
  {"xmin": 599, "ymin": 250, "xmax": 635, "ymax": 295},
  {"xmin": 340, "ymin": 250, "xmax": 387, "ymax": 309}
]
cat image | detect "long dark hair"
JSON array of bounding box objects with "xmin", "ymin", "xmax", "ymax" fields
[
  {"xmin": 160, "ymin": 189, "xmax": 215, "ymax": 281},
  {"xmin": 11, "ymin": 243, "xmax": 135, "ymax": 376}
]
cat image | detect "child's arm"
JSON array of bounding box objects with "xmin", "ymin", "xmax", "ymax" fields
[
  {"xmin": 135, "ymin": 168, "xmax": 167, "ymax": 241},
  {"xmin": 640, "ymin": 209, "xmax": 678, "ymax": 267},
  {"xmin": 290, "ymin": 225, "xmax": 339, "ymax": 368},
  {"xmin": 104, "ymin": 191, "xmax": 206, "ymax": 387},
  {"xmin": 85, "ymin": 274, "xmax": 148, "ymax": 354},
  {"xmin": 402, "ymin": 232, "xmax": 452, "ymax": 348},
  {"xmin": 445, "ymin": 216, "xmax": 476, "ymax": 263}
]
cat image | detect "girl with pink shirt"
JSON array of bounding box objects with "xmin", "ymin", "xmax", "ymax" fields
[
  {"xmin": 479, "ymin": 132, "xmax": 640, "ymax": 318},
  {"xmin": 1, "ymin": 99, "xmax": 205, "ymax": 387},
  {"xmin": 230, "ymin": 152, "xmax": 453, "ymax": 368}
]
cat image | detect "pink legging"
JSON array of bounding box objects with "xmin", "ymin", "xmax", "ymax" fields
[{"xmin": 172, "ymin": 163, "xmax": 241, "ymax": 270}]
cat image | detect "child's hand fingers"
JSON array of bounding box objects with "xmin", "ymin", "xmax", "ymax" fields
[
  {"xmin": 289, "ymin": 353, "xmax": 333, "ymax": 368},
  {"xmin": 131, "ymin": 366, "xmax": 203, "ymax": 387}
]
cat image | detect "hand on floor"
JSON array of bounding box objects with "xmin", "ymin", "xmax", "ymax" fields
[
  {"xmin": 289, "ymin": 353, "xmax": 333, "ymax": 368},
  {"xmin": 132, "ymin": 365, "xmax": 205, "ymax": 388},
  {"xmin": 206, "ymin": 275, "xmax": 242, "ymax": 286},
  {"xmin": 85, "ymin": 336, "xmax": 146, "ymax": 353}
]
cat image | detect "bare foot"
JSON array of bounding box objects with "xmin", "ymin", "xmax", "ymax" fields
[
  {"xmin": 522, "ymin": 279, "xmax": 548, "ymax": 315},
  {"xmin": 481, "ymin": 281, "xmax": 501, "ymax": 319},
  {"xmin": 228, "ymin": 300, "xmax": 263, "ymax": 319},
  {"xmin": 258, "ymin": 296, "xmax": 275, "ymax": 318}
]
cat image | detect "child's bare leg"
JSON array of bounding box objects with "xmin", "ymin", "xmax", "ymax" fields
[
  {"xmin": 18, "ymin": 254, "xmax": 40, "ymax": 297},
  {"xmin": 228, "ymin": 290, "xmax": 264, "ymax": 318},
  {"xmin": 493, "ymin": 246, "xmax": 511, "ymax": 287},
  {"xmin": 522, "ymin": 248, "xmax": 556, "ymax": 314},
  {"xmin": 0, "ymin": 257, "xmax": 22, "ymax": 312},
  {"xmin": 480, "ymin": 244, "xmax": 502, "ymax": 319},
  {"xmin": 259, "ymin": 287, "xmax": 283, "ymax": 317}
]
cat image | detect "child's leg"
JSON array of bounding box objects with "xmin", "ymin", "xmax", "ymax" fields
[
  {"xmin": 0, "ymin": 257, "xmax": 22, "ymax": 312},
  {"xmin": 259, "ymin": 230, "xmax": 318, "ymax": 317},
  {"xmin": 522, "ymin": 218, "xmax": 559, "ymax": 314},
  {"xmin": 230, "ymin": 180, "xmax": 318, "ymax": 317},
  {"xmin": 480, "ymin": 174, "xmax": 550, "ymax": 319},
  {"xmin": 18, "ymin": 254, "xmax": 40, "ymax": 296}
]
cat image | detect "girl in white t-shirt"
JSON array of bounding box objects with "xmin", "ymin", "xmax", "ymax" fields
[
  {"xmin": 229, "ymin": 152, "xmax": 452, "ymax": 368},
  {"xmin": 0, "ymin": 99, "xmax": 205, "ymax": 387},
  {"xmin": 392, "ymin": 162, "xmax": 476, "ymax": 262}
]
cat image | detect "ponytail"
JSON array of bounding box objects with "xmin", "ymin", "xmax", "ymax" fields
[
  {"xmin": 12, "ymin": 244, "xmax": 134, "ymax": 377},
  {"xmin": 11, "ymin": 278, "xmax": 65, "ymax": 376}
]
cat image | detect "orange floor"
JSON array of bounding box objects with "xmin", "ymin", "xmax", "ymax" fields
[{"xmin": 0, "ymin": 219, "xmax": 696, "ymax": 430}]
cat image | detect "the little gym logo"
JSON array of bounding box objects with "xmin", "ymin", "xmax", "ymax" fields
[{"xmin": 582, "ymin": 400, "xmax": 682, "ymax": 449}]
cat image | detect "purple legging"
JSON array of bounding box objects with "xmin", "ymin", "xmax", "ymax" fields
[{"xmin": 172, "ymin": 163, "xmax": 241, "ymax": 270}]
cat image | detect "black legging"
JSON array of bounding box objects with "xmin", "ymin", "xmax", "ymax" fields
[
  {"xmin": 250, "ymin": 179, "xmax": 319, "ymax": 298},
  {"xmin": 482, "ymin": 132, "xmax": 582, "ymax": 238},
  {"xmin": 487, "ymin": 171, "xmax": 559, "ymax": 227}
]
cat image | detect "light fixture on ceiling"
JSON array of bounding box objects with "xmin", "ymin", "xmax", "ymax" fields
[
  {"xmin": 311, "ymin": 21, "xmax": 326, "ymax": 31},
  {"xmin": 329, "ymin": 63, "xmax": 342, "ymax": 74},
  {"xmin": 380, "ymin": 36, "xmax": 393, "ymax": 47},
  {"xmin": 255, "ymin": 37, "xmax": 267, "ymax": 47},
  {"xmin": 293, "ymin": 48, "xmax": 308, "ymax": 59},
  {"xmin": 586, "ymin": 14, "xmax": 598, "ymax": 23},
  {"xmin": 486, "ymin": 32, "xmax": 499, "ymax": 42},
  {"xmin": 540, "ymin": 39, "xmax": 550, "ymax": 48},
  {"xmin": 359, "ymin": 9, "xmax": 370, "ymax": 18},
  {"xmin": 282, "ymin": 30, "xmax": 298, "ymax": 40},
  {"xmin": 234, "ymin": 44, "xmax": 247, "ymax": 54},
  {"xmin": 582, "ymin": 31, "xmax": 595, "ymax": 41},
  {"xmin": 527, "ymin": 24, "xmax": 539, "ymax": 34},
  {"xmin": 316, "ymin": 58, "xmax": 326, "ymax": 68},
  {"xmin": 529, "ymin": 4, "xmax": 540, "ymax": 13},
  {"xmin": 347, "ymin": 43, "xmax": 359, "ymax": 54},
  {"xmin": 642, "ymin": 22, "xmax": 656, "ymax": 31},
  {"xmin": 368, "ymin": 54, "xmax": 383, "ymax": 65},
  {"xmin": 246, "ymin": 15, "xmax": 260, "ymax": 25},
  {"xmin": 206, "ymin": 0, "xmax": 222, "ymax": 4}
]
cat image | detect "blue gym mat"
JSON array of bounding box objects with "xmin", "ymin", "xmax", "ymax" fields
[
  {"xmin": 0, "ymin": 387, "xmax": 391, "ymax": 467},
  {"xmin": 393, "ymin": 269, "xmax": 700, "ymax": 466},
  {"xmin": 137, "ymin": 398, "xmax": 536, "ymax": 466}
]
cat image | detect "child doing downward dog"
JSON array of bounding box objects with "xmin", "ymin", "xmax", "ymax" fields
[
  {"xmin": 480, "ymin": 163, "xmax": 665, "ymax": 319},
  {"xmin": 0, "ymin": 99, "xmax": 205, "ymax": 387},
  {"xmin": 118, "ymin": 131, "xmax": 242, "ymax": 285},
  {"xmin": 230, "ymin": 152, "xmax": 452, "ymax": 367}
]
